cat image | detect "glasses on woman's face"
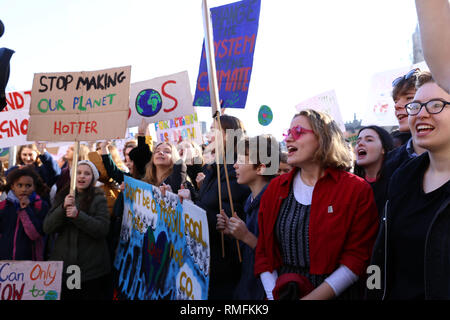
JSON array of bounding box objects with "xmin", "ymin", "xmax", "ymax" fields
[
  {"xmin": 392, "ymin": 68, "xmax": 420, "ymax": 87},
  {"xmin": 405, "ymin": 99, "xmax": 450, "ymax": 116},
  {"xmin": 283, "ymin": 125, "xmax": 314, "ymax": 141}
]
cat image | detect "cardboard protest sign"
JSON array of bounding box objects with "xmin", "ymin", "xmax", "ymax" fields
[
  {"xmin": 0, "ymin": 90, "xmax": 32, "ymax": 148},
  {"xmin": 194, "ymin": 0, "xmax": 261, "ymax": 109},
  {"xmin": 27, "ymin": 66, "xmax": 131, "ymax": 141},
  {"xmin": 154, "ymin": 112, "xmax": 203, "ymax": 145},
  {"xmin": 0, "ymin": 260, "xmax": 63, "ymax": 300},
  {"xmin": 114, "ymin": 176, "xmax": 210, "ymax": 300},
  {"xmin": 128, "ymin": 71, "xmax": 194, "ymax": 127},
  {"xmin": 296, "ymin": 90, "xmax": 346, "ymax": 132},
  {"xmin": 362, "ymin": 61, "xmax": 428, "ymax": 127}
]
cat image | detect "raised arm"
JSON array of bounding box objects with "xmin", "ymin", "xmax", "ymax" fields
[{"xmin": 415, "ymin": 0, "xmax": 450, "ymax": 93}]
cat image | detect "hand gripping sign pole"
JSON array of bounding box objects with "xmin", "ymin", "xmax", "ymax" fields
[
  {"xmin": 201, "ymin": 0, "xmax": 242, "ymax": 262},
  {"xmin": 69, "ymin": 141, "xmax": 80, "ymax": 196}
]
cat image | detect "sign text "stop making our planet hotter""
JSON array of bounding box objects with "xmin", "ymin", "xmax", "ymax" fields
[{"xmin": 27, "ymin": 66, "xmax": 131, "ymax": 142}]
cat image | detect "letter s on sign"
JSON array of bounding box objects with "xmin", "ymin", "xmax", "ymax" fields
[{"xmin": 162, "ymin": 80, "xmax": 178, "ymax": 113}]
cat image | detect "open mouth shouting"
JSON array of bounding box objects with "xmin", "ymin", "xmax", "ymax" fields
[
  {"xmin": 287, "ymin": 145, "xmax": 298, "ymax": 156},
  {"xmin": 356, "ymin": 147, "xmax": 368, "ymax": 160}
]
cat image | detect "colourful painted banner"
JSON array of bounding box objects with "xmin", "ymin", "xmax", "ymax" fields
[
  {"xmin": 0, "ymin": 90, "xmax": 32, "ymax": 148},
  {"xmin": 128, "ymin": 71, "xmax": 194, "ymax": 127},
  {"xmin": 0, "ymin": 260, "xmax": 63, "ymax": 300},
  {"xmin": 193, "ymin": 0, "xmax": 261, "ymax": 109},
  {"xmin": 154, "ymin": 112, "xmax": 203, "ymax": 146},
  {"xmin": 27, "ymin": 66, "xmax": 131, "ymax": 141},
  {"xmin": 113, "ymin": 176, "xmax": 210, "ymax": 300}
]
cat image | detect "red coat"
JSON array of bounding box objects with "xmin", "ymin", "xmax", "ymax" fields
[{"xmin": 254, "ymin": 167, "xmax": 379, "ymax": 277}]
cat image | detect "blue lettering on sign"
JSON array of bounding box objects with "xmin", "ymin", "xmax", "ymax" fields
[{"xmin": 0, "ymin": 263, "xmax": 25, "ymax": 282}]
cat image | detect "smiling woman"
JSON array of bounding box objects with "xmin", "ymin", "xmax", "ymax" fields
[{"xmin": 369, "ymin": 71, "xmax": 450, "ymax": 300}]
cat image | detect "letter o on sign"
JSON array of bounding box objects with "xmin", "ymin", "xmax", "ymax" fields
[{"xmin": 179, "ymin": 271, "xmax": 193, "ymax": 298}]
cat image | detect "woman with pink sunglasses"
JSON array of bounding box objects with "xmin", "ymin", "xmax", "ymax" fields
[{"xmin": 254, "ymin": 109, "xmax": 379, "ymax": 300}]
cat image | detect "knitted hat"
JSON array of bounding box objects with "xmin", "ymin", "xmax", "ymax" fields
[{"xmin": 77, "ymin": 160, "xmax": 100, "ymax": 183}]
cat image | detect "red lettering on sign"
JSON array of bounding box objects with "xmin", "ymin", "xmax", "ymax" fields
[{"xmin": 162, "ymin": 80, "xmax": 178, "ymax": 113}]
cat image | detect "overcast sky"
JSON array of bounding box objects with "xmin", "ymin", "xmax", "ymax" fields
[{"xmin": 0, "ymin": 0, "xmax": 419, "ymax": 140}]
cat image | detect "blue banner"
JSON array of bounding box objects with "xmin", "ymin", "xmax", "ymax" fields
[
  {"xmin": 113, "ymin": 176, "xmax": 210, "ymax": 300},
  {"xmin": 193, "ymin": 0, "xmax": 261, "ymax": 109}
]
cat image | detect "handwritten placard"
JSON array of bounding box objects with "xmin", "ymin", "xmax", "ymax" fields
[
  {"xmin": 114, "ymin": 176, "xmax": 210, "ymax": 300},
  {"xmin": 154, "ymin": 112, "xmax": 203, "ymax": 145},
  {"xmin": 27, "ymin": 66, "xmax": 131, "ymax": 141},
  {"xmin": 193, "ymin": 0, "xmax": 261, "ymax": 109},
  {"xmin": 0, "ymin": 90, "xmax": 32, "ymax": 148},
  {"xmin": 128, "ymin": 71, "xmax": 194, "ymax": 127},
  {"xmin": 0, "ymin": 261, "xmax": 63, "ymax": 300}
]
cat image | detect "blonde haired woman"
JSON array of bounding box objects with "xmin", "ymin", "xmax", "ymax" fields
[
  {"xmin": 255, "ymin": 109, "xmax": 379, "ymax": 300},
  {"xmin": 142, "ymin": 141, "xmax": 189, "ymax": 195}
]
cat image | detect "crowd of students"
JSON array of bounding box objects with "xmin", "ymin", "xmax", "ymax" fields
[
  {"xmin": 0, "ymin": 69, "xmax": 449, "ymax": 301},
  {"xmin": 0, "ymin": 69, "xmax": 448, "ymax": 301}
]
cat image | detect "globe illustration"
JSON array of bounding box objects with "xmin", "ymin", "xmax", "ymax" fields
[
  {"xmin": 136, "ymin": 89, "xmax": 162, "ymax": 117},
  {"xmin": 258, "ymin": 105, "xmax": 273, "ymax": 126}
]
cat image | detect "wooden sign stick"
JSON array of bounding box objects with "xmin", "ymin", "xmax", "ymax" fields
[
  {"xmin": 201, "ymin": 0, "xmax": 241, "ymax": 262},
  {"xmin": 69, "ymin": 141, "xmax": 79, "ymax": 196}
]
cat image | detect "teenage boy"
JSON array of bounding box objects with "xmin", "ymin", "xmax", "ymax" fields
[
  {"xmin": 385, "ymin": 69, "xmax": 427, "ymax": 171},
  {"xmin": 216, "ymin": 134, "xmax": 279, "ymax": 300}
]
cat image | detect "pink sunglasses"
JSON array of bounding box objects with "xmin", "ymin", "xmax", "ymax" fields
[{"xmin": 283, "ymin": 125, "xmax": 314, "ymax": 141}]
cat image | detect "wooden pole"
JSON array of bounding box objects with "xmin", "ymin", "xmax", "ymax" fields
[
  {"xmin": 201, "ymin": 0, "xmax": 241, "ymax": 262},
  {"xmin": 69, "ymin": 141, "xmax": 79, "ymax": 196}
]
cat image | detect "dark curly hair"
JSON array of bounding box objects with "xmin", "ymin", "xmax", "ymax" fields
[{"xmin": 3, "ymin": 165, "xmax": 50, "ymax": 198}]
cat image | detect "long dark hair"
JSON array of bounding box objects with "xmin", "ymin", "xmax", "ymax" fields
[{"xmin": 353, "ymin": 126, "xmax": 394, "ymax": 179}]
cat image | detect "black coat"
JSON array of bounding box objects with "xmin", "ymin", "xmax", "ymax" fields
[
  {"xmin": 373, "ymin": 140, "xmax": 419, "ymax": 218},
  {"xmin": 195, "ymin": 163, "xmax": 251, "ymax": 299},
  {"xmin": 368, "ymin": 153, "xmax": 450, "ymax": 300}
]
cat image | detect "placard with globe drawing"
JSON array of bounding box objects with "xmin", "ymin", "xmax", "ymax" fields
[{"xmin": 128, "ymin": 71, "xmax": 195, "ymax": 126}]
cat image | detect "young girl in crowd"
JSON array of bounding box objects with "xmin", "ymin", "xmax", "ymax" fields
[
  {"xmin": 55, "ymin": 143, "xmax": 90, "ymax": 192},
  {"xmin": 255, "ymin": 109, "xmax": 379, "ymax": 300},
  {"xmin": 369, "ymin": 71, "xmax": 450, "ymax": 299},
  {"xmin": 216, "ymin": 134, "xmax": 279, "ymax": 300},
  {"xmin": 6, "ymin": 143, "xmax": 61, "ymax": 191},
  {"xmin": 142, "ymin": 141, "xmax": 188, "ymax": 194},
  {"xmin": 0, "ymin": 166, "xmax": 49, "ymax": 260},
  {"xmin": 354, "ymin": 125, "xmax": 394, "ymax": 217},
  {"xmin": 44, "ymin": 160, "xmax": 111, "ymax": 300}
]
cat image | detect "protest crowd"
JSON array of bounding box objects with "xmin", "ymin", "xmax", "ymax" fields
[{"xmin": 0, "ymin": 0, "xmax": 449, "ymax": 301}]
